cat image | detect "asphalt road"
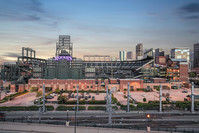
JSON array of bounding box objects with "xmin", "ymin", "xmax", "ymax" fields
[{"xmin": 2, "ymin": 111, "xmax": 199, "ymax": 132}]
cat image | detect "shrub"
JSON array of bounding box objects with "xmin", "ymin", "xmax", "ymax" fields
[
  {"xmin": 136, "ymin": 88, "xmax": 144, "ymax": 91},
  {"xmin": 45, "ymin": 87, "xmax": 52, "ymax": 92},
  {"xmin": 143, "ymin": 98, "xmax": 146, "ymax": 102},
  {"xmin": 137, "ymin": 103, "xmax": 159, "ymax": 110},
  {"xmin": 112, "ymin": 106, "xmax": 118, "ymax": 110},
  {"xmin": 58, "ymin": 95, "xmax": 68, "ymax": 104},
  {"xmin": 130, "ymin": 88, "xmax": 134, "ymax": 91},
  {"xmin": 36, "ymin": 91, "xmax": 42, "ymax": 97},
  {"xmin": 0, "ymin": 105, "xmax": 54, "ymax": 111},
  {"xmin": 87, "ymin": 100, "xmax": 106, "ymax": 104},
  {"xmin": 120, "ymin": 104, "xmax": 136, "ymax": 111},
  {"xmin": 55, "ymin": 88, "xmax": 60, "ymax": 94},
  {"xmin": 112, "ymin": 94, "xmax": 118, "ymax": 104},
  {"xmin": 30, "ymin": 87, "xmax": 38, "ymax": 92},
  {"xmin": 124, "ymin": 95, "xmax": 127, "ymax": 98},
  {"xmin": 88, "ymin": 106, "xmax": 106, "ymax": 110},
  {"xmin": 56, "ymin": 106, "xmax": 85, "ymax": 111}
]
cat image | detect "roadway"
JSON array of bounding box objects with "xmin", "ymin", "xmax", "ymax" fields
[{"xmin": 2, "ymin": 111, "xmax": 199, "ymax": 132}]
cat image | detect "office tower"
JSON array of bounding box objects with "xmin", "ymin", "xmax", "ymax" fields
[
  {"xmin": 155, "ymin": 48, "xmax": 165, "ymax": 64},
  {"xmin": 190, "ymin": 51, "xmax": 194, "ymax": 69},
  {"xmin": 170, "ymin": 47, "xmax": 190, "ymax": 62},
  {"xmin": 194, "ymin": 43, "xmax": 199, "ymax": 68},
  {"xmin": 127, "ymin": 51, "xmax": 133, "ymax": 60},
  {"xmin": 119, "ymin": 51, "xmax": 127, "ymax": 61},
  {"xmin": 136, "ymin": 43, "xmax": 143, "ymax": 60},
  {"xmin": 155, "ymin": 48, "xmax": 164, "ymax": 57}
]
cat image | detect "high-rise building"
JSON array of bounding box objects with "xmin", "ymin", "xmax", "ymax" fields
[
  {"xmin": 190, "ymin": 51, "xmax": 194, "ymax": 69},
  {"xmin": 136, "ymin": 43, "xmax": 143, "ymax": 60},
  {"xmin": 170, "ymin": 47, "xmax": 190, "ymax": 62},
  {"xmin": 194, "ymin": 43, "xmax": 199, "ymax": 68},
  {"xmin": 155, "ymin": 48, "xmax": 165, "ymax": 64},
  {"xmin": 155, "ymin": 48, "xmax": 164, "ymax": 57},
  {"xmin": 127, "ymin": 51, "xmax": 133, "ymax": 60},
  {"xmin": 119, "ymin": 51, "xmax": 127, "ymax": 61}
]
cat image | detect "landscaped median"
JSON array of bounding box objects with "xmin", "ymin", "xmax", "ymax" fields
[
  {"xmin": 88, "ymin": 106, "xmax": 118, "ymax": 111},
  {"xmin": 0, "ymin": 105, "xmax": 54, "ymax": 111},
  {"xmin": 58, "ymin": 99, "xmax": 106, "ymax": 104},
  {"xmin": 56, "ymin": 106, "xmax": 86, "ymax": 111}
]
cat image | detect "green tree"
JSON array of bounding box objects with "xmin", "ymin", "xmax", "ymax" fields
[
  {"xmin": 55, "ymin": 88, "xmax": 60, "ymax": 94},
  {"xmin": 143, "ymin": 97, "xmax": 146, "ymax": 102}
]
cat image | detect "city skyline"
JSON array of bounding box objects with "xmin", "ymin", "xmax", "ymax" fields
[{"xmin": 0, "ymin": 0, "xmax": 199, "ymax": 63}]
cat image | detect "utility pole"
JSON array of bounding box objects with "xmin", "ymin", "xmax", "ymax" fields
[
  {"xmin": 159, "ymin": 85, "xmax": 162, "ymax": 112},
  {"xmin": 74, "ymin": 106, "xmax": 77, "ymax": 133},
  {"xmin": 108, "ymin": 90, "xmax": 112, "ymax": 127},
  {"xmin": 39, "ymin": 107, "xmax": 41, "ymax": 122},
  {"xmin": 42, "ymin": 84, "xmax": 45, "ymax": 113},
  {"xmin": 106, "ymin": 85, "xmax": 112, "ymax": 127},
  {"xmin": 76, "ymin": 84, "xmax": 79, "ymax": 112},
  {"xmin": 127, "ymin": 83, "xmax": 130, "ymax": 112},
  {"xmin": 191, "ymin": 82, "xmax": 194, "ymax": 112},
  {"xmin": 106, "ymin": 85, "xmax": 109, "ymax": 112}
]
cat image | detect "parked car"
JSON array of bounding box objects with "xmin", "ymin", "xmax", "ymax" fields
[
  {"xmin": 84, "ymin": 96, "xmax": 88, "ymax": 100},
  {"xmin": 46, "ymin": 95, "xmax": 54, "ymax": 99},
  {"xmin": 182, "ymin": 90, "xmax": 188, "ymax": 93},
  {"xmin": 92, "ymin": 96, "xmax": 95, "ymax": 100}
]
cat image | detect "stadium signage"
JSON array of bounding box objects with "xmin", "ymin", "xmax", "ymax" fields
[{"xmin": 55, "ymin": 56, "xmax": 72, "ymax": 61}]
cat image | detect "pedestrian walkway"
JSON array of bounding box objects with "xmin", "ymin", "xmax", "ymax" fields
[{"xmin": 0, "ymin": 122, "xmax": 169, "ymax": 133}]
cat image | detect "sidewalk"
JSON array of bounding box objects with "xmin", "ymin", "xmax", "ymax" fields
[{"xmin": 0, "ymin": 122, "xmax": 168, "ymax": 133}]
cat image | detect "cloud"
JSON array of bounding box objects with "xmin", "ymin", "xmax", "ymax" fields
[
  {"xmin": 178, "ymin": 3, "xmax": 199, "ymax": 20},
  {"xmin": 30, "ymin": 0, "xmax": 44, "ymax": 13},
  {"xmin": 0, "ymin": 0, "xmax": 58, "ymax": 27},
  {"xmin": 2, "ymin": 53, "xmax": 21, "ymax": 58},
  {"xmin": 180, "ymin": 3, "xmax": 199, "ymax": 13}
]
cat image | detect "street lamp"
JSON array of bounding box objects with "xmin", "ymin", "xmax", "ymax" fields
[
  {"xmin": 67, "ymin": 110, "xmax": 69, "ymax": 122},
  {"xmin": 66, "ymin": 110, "xmax": 69, "ymax": 127},
  {"xmin": 146, "ymin": 114, "xmax": 151, "ymax": 132}
]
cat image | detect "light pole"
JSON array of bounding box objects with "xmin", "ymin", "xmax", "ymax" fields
[
  {"xmin": 66, "ymin": 110, "xmax": 69, "ymax": 127},
  {"xmin": 67, "ymin": 110, "xmax": 69, "ymax": 122},
  {"xmin": 127, "ymin": 83, "xmax": 130, "ymax": 112},
  {"xmin": 42, "ymin": 84, "xmax": 45, "ymax": 113},
  {"xmin": 191, "ymin": 82, "xmax": 194, "ymax": 112},
  {"xmin": 76, "ymin": 84, "xmax": 79, "ymax": 112},
  {"xmin": 159, "ymin": 85, "xmax": 162, "ymax": 112},
  {"xmin": 74, "ymin": 106, "xmax": 77, "ymax": 133},
  {"xmin": 146, "ymin": 114, "xmax": 151, "ymax": 132}
]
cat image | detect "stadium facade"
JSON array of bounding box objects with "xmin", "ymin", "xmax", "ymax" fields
[{"xmin": 0, "ymin": 35, "xmax": 154, "ymax": 83}]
